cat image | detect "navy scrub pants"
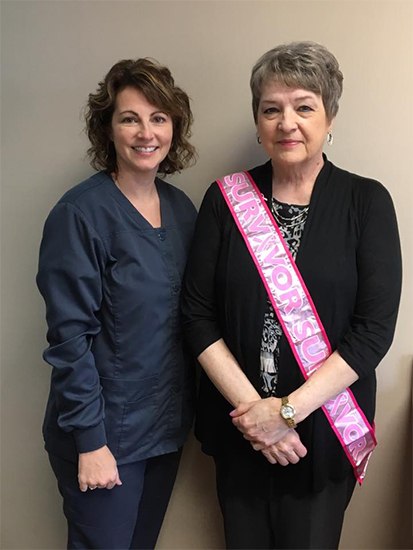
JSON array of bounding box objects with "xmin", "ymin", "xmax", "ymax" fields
[{"xmin": 49, "ymin": 449, "xmax": 182, "ymax": 550}]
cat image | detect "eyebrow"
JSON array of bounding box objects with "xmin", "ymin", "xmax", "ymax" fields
[
  {"xmin": 261, "ymin": 95, "xmax": 317, "ymax": 104},
  {"xmin": 118, "ymin": 109, "xmax": 168, "ymax": 116}
]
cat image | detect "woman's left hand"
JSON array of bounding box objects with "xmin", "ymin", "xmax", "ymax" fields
[
  {"xmin": 230, "ymin": 397, "xmax": 288, "ymax": 448},
  {"xmin": 261, "ymin": 429, "xmax": 307, "ymax": 465}
]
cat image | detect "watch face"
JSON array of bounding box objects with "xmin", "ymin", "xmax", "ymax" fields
[{"xmin": 281, "ymin": 405, "xmax": 295, "ymax": 419}]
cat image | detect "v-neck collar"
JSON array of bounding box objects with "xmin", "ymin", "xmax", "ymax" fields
[{"xmin": 107, "ymin": 173, "xmax": 168, "ymax": 230}]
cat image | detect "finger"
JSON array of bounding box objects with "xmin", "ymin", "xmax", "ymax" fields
[
  {"xmin": 284, "ymin": 435, "xmax": 307, "ymax": 458},
  {"xmin": 262, "ymin": 450, "xmax": 277, "ymax": 464},
  {"xmin": 244, "ymin": 434, "xmax": 265, "ymax": 448},
  {"xmin": 105, "ymin": 471, "xmax": 123, "ymax": 489},
  {"xmin": 235, "ymin": 424, "xmax": 262, "ymax": 440},
  {"xmin": 235, "ymin": 420, "xmax": 258, "ymax": 437},
  {"xmin": 267, "ymin": 445, "xmax": 295, "ymax": 466},
  {"xmin": 115, "ymin": 470, "xmax": 122, "ymax": 486},
  {"xmin": 294, "ymin": 442, "xmax": 308, "ymax": 458},
  {"xmin": 229, "ymin": 402, "xmax": 255, "ymax": 417},
  {"xmin": 79, "ymin": 482, "xmax": 88, "ymax": 492},
  {"xmin": 231, "ymin": 416, "xmax": 249, "ymax": 429},
  {"xmin": 251, "ymin": 441, "xmax": 266, "ymax": 451},
  {"xmin": 274, "ymin": 454, "xmax": 289, "ymax": 466},
  {"xmin": 284, "ymin": 452, "xmax": 300, "ymax": 464},
  {"xmin": 233, "ymin": 417, "xmax": 268, "ymax": 438},
  {"xmin": 244, "ymin": 433, "xmax": 275, "ymax": 450},
  {"xmin": 249, "ymin": 440, "xmax": 266, "ymax": 452}
]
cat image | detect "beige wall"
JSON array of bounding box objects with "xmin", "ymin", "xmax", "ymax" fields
[{"xmin": 1, "ymin": 1, "xmax": 412, "ymax": 548}]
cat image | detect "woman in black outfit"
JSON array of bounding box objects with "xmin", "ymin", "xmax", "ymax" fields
[{"xmin": 181, "ymin": 41, "xmax": 402, "ymax": 549}]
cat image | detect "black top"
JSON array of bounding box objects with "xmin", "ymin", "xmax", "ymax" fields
[
  {"xmin": 181, "ymin": 158, "xmax": 402, "ymax": 494},
  {"xmin": 37, "ymin": 171, "xmax": 197, "ymax": 464}
]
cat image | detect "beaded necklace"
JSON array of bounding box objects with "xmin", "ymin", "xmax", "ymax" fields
[{"xmin": 270, "ymin": 197, "xmax": 309, "ymax": 228}]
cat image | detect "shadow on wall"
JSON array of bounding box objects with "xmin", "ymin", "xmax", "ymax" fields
[
  {"xmin": 157, "ymin": 434, "xmax": 225, "ymax": 549},
  {"xmin": 401, "ymin": 361, "xmax": 413, "ymax": 547}
]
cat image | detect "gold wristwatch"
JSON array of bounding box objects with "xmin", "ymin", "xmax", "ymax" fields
[{"xmin": 280, "ymin": 396, "xmax": 297, "ymax": 428}]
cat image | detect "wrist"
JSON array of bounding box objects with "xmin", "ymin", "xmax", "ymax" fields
[
  {"xmin": 74, "ymin": 421, "xmax": 107, "ymax": 454},
  {"xmin": 79, "ymin": 445, "xmax": 107, "ymax": 456}
]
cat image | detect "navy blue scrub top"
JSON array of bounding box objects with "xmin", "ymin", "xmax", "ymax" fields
[{"xmin": 37, "ymin": 171, "xmax": 197, "ymax": 464}]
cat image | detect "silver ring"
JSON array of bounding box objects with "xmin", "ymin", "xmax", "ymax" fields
[{"xmin": 88, "ymin": 486, "xmax": 97, "ymax": 490}]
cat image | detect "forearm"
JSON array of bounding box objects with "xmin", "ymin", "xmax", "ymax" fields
[
  {"xmin": 231, "ymin": 350, "xmax": 358, "ymax": 449},
  {"xmin": 199, "ymin": 339, "xmax": 307, "ymax": 465},
  {"xmin": 289, "ymin": 350, "xmax": 359, "ymax": 423},
  {"xmin": 46, "ymin": 345, "xmax": 106, "ymax": 447},
  {"xmin": 197, "ymin": 339, "xmax": 260, "ymax": 406}
]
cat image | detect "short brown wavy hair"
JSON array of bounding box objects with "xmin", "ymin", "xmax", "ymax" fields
[
  {"xmin": 85, "ymin": 58, "xmax": 196, "ymax": 175},
  {"xmin": 250, "ymin": 41, "xmax": 343, "ymax": 123}
]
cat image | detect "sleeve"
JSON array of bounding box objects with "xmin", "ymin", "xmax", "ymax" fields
[
  {"xmin": 36, "ymin": 202, "xmax": 107, "ymax": 453},
  {"xmin": 181, "ymin": 183, "xmax": 225, "ymax": 357},
  {"xmin": 336, "ymin": 182, "xmax": 402, "ymax": 378}
]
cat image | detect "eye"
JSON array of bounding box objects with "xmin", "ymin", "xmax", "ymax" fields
[
  {"xmin": 263, "ymin": 107, "xmax": 279, "ymax": 115},
  {"xmin": 297, "ymin": 105, "xmax": 314, "ymax": 113},
  {"xmin": 152, "ymin": 114, "xmax": 169, "ymax": 124},
  {"xmin": 121, "ymin": 116, "xmax": 138, "ymax": 124}
]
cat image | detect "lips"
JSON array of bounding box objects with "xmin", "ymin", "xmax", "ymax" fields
[
  {"xmin": 132, "ymin": 146, "xmax": 158, "ymax": 152},
  {"xmin": 278, "ymin": 140, "xmax": 301, "ymax": 145}
]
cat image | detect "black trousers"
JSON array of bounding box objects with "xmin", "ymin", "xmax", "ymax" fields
[
  {"xmin": 214, "ymin": 455, "xmax": 356, "ymax": 550},
  {"xmin": 49, "ymin": 449, "xmax": 182, "ymax": 550}
]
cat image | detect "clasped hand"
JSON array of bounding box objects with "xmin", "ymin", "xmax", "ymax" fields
[
  {"xmin": 230, "ymin": 398, "xmax": 307, "ymax": 466},
  {"xmin": 78, "ymin": 445, "xmax": 122, "ymax": 492}
]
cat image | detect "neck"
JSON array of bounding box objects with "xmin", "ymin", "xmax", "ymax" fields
[
  {"xmin": 113, "ymin": 169, "xmax": 157, "ymax": 199},
  {"xmin": 112, "ymin": 168, "xmax": 161, "ymax": 228},
  {"xmin": 271, "ymin": 156, "xmax": 324, "ymax": 205}
]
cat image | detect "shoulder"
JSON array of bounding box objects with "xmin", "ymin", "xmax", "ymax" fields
[
  {"xmin": 329, "ymin": 162, "xmax": 393, "ymax": 202},
  {"xmin": 247, "ymin": 160, "xmax": 272, "ymax": 189},
  {"xmin": 57, "ymin": 171, "xmax": 113, "ymax": 210},
  {"xmin": 204, "ymin": 160, "xmax": 272, "ymax": 205},
  {"xmin": 321, "ymin": 161, "xmax": 396, "ymax": 219},
  {"xmin": 325, "ymin": 162, "xmax": 398, "ymax": 232},
  {"xmin": 43, "ymin": 172, "xmax": 115, "ymax": 240}
]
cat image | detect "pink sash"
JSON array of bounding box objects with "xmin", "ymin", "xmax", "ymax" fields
[{"xmin": 217, "ymin": 171, "xmax": 376, "ymax": 484}]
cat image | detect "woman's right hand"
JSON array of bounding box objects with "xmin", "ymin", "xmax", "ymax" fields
[
  {"xmin": 78, "ymin": 445, "xmax": 122, "ymax": 492},
  {"xmin": 260, "ymin": 430, "xmax": 307, "ymax": 466}
]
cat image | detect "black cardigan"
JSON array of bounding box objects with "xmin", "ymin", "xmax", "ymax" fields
[{"xmin": 181, "ymin": 158, "xmax": 402, "ymax": 493}]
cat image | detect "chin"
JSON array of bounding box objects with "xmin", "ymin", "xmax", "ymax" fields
[{"xmin": 273, "ymin": 155, "xmax": 303, "ymax": 167}]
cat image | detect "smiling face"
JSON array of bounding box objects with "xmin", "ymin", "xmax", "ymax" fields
[
  {"xmin": 110, "ymin": 86, "xmax": 173, "ymax": 180},
  {"xmin": 256, "ymin": 80, "xmax": 332, "ymax": 171}
]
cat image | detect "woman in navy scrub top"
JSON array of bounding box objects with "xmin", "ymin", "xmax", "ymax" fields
[{"xmin": 37, "ymin": 58, "xmax": 197, "ymax": 550}]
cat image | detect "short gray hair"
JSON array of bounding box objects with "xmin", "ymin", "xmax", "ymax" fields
[{"xmin": 250, "ymin": 41, "xmax": 343, "ymax": 122}]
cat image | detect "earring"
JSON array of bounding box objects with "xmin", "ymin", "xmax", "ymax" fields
[
  {"xmin": 257, "ymin": 135, "xmax": 262, "ymax": 144},
  {"xmin": 327, "ymin": 132, "xmax": 334, "ymax": 145}
]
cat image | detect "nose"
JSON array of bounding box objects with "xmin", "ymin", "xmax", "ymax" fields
[
  {"xmin": 278, "ymin": 108, "xmax": 297, "ymax": 133},
  {"xmin": 136, "ymin": 121, "xmax": 153, "ymax": 140}
]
